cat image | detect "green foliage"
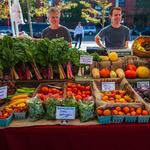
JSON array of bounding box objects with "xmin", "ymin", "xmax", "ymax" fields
[
  {"xmin": 0, "ymin": 37, "xmax": 95, "ymax": 70},
  {"xmin": 80, "ymin": 0, "xmax": 112, "ymax": 26}
]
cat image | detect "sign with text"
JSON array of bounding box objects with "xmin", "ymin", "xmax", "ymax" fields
[
  {"xmin": 0, "ymin": 86, "xmax": 8, "ymax": 100},
  {"xmin": 137, "ymin": 81, "xmax": 150, "ymax": 89},
  {"xmin": 102, "ymin": 82, "xmax": 115, "ymax": 91},
  {"xmin": 80, "ymin": 55, "xmax": 93, "ymax": 65},
  {"xmin": 56, "ymin": 106, "xmax": 75, "ymax": 120}
]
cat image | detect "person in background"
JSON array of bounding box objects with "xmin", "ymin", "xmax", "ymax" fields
[
  {"xmin": 74, "ymin": 22, "xmax": 84, "ymax": 49},
  {"xmin": 42, "ymin": 7, "xmax": 72, "ymax": 48},
  {"xmin": 95, "ymin": 7, "xmax": 130, "ymax": 49}
]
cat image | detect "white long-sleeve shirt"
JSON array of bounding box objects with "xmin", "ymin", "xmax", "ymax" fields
[{"xmin": 74, "ymin": 25, "xmax": 84, "ymax": 37}]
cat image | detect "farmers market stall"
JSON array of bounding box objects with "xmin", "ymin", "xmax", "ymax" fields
[{"xmin": 0, "ymin": 35, "xmax": 150, "ymax": 150}]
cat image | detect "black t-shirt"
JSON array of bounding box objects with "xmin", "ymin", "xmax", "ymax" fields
[
  {"xmin": 42, "ymin": 25, "xmax": 72, "ymax": 43},
  {"xmin": 98, "ymin": 25, "xmax": 130, "ymax": 49}
]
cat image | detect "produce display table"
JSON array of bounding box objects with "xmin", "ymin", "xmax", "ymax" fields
[{"xmin": 0, "ymin": 123, "xmax": 150, "ymax": 150}]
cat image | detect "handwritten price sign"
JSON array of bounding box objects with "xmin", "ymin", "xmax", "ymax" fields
[
  {"xmin": 56, "ymin": 106, "xmax": 75, "ymax": 120},
  {"xmin": 102, "ymin": 82, "xmax": 115, "ymax": 91}
]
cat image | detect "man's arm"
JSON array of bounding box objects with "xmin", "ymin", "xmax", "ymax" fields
[
  {"xmin": 69, "ymin": 42, "xmax": 72, "ymax": 48},
  {"xmin": 125, "ymin": 41, "xmax": 129, "ymax": 48},
  {"xmin": 125, "ymin": 27, "xmax": 130, "ymax": 48},
  {"xmin": 95, "ymin": 35, "xmax": 105, "ymax": 48}
]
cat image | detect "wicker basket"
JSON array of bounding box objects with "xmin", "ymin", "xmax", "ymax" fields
[{"xmin": 132, "ymin": 36, "xmax": 150, "ymax": 58}]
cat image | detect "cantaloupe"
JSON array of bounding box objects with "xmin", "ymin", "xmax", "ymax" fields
[{"xmin": 136, "ymin": 66, "xmax": 150, "ymax": 78}]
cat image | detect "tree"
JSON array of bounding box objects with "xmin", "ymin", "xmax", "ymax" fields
[
  {"xmin": 80, "ymin": 0, "xmax": 112, "ymax": 27},
  {"xmin": 0, "ymin": 1, "xmax": 9, "ymax": 19}
]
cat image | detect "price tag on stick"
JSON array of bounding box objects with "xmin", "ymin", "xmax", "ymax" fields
[
  {"xmin": 0, "ymin": 86, "xmax": 8, "ymax": 100},
  {"xmin": 80, "ymin": 55, "xmax": 93, "ymax": 65},
  {"xmin": 102, "ymin": 82, "xmax": 115, "ymax": 91},
  {"xmin": 56, "ymin": 106, "xmax": 76, "ymax": 120},
  {"xmin": 137, "ymin": 81, "xmax": 150, "ymax": 89}
]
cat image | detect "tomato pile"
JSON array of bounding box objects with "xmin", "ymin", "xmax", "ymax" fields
[
  {"xmin": 36, "ymin": 86, "xmax": 63, "ymax": 101},
  {"xmin": 125, "ymin": 64, "xmax": 137, "ymax": 79},
  {"xmin": 66, "ymin": 82, "xmax": 92, "ymax": 101}
]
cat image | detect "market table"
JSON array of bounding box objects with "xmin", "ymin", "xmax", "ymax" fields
[{"xmin": 1, "ymin": 123, "xmax": 150, "ymax": 150}]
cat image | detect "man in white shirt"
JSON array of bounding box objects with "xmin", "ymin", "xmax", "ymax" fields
[{"xmin": 74, "ymin": 22, "xmax": 84, "ymax": 49}]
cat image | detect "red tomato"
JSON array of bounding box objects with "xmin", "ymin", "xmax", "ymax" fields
[
  {"xmin": 126, "ymin": 64, "xmax": 137, "ymax": 71},
  {"xmin": 82, "ymin": 94, "xmax": 86, "ymax": 99},
  {"xmin": 73, "ymin": 87, "xmax": 78, "ymax": 93},
  {"xmin": 67, "ymin": 88, "xmax": 72, "ymax": 91},
  {"xmin": 48, "ymin": 88, "xmax": 52, "ymax": 93},
  {"xmin": 37, "ymin": 93, "xmax": 46, "ymax": 101},
  {"xmin": 80, "ymin": 86, "xmax": 85, "ymax": 91},
  {"xmin": 125, "ymin": 70, "xmax": 137, "ymax": 78},
  {"xmin": 75, "ymin": 95, "xmax": 82, "ymax": 100},
  {"xmin": 59, "ymin": 91, "xmax": 63, "ymax": 95},
  {"xmin": 82, "ymin": 91, "xmax": 86, "ymax": 94},
  {"xmin": 86, "ymin": 91, "xmax": 91, "ymax": 95},
  {"xmin": 67, "ymin": 82, "xmax": 72, "ymax": 87},
  {"xmin": 77, "ymin": 91, "xmax": 82, "ymax": 95},
  {"xmin": 76, "ymin": 83, "xmax": 81, "ymax": 89},
  {"xmin": 40, "ymin": 86, "xmax": 49, "ymax": 95},
  {"xmin": 71, "ymin": 84, "xmax": 76, "ymax": 89},
  {"xmin": 85, "ymin": 86, "xmax": 90, "ymax": 90},
  {"xmin": 67, "ymin": 91, "xmax": 73, "ymax": 96}
]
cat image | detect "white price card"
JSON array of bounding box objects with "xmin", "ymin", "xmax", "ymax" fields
[
  {"xmin": 137, "ymin": 81, "xmax": 150, "ymax": 89},
  {"xmin": 0, "ymin": 86, "xmax": 8, "ymax": 100},
  {"xmin": 102, "ymin": 82, "xmax": 115, "ymax": 91},
  {"xmin": 80, "ymin": 55, "xmax": 93, "ymax": 65},
  {"xmin": 56, "ymin": 106, "xmax": 75, "ymax": 120}
]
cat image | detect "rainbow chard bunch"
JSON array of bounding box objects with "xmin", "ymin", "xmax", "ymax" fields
[
  {"xmin": 0, "ymin": 36, "xmax": 21, "ymax": 80},
  {"xmin": 35, "ymin": 39, "xmax": 53, "ymax": 79},
  {"xmin": 48, "ymin": 38, "xmax": 69, "ymax": 80},
  {"xmin": 12, "ymin": 38, "xmax": 33, "ymax": 80},
  {"xmin": 23, "ymin": 38, "xmax": 42, "ymax": 80}
]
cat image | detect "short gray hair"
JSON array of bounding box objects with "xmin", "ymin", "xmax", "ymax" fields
[{"xmin": 47, "ymin": 7, "xmax": 61, "ymax": 19}]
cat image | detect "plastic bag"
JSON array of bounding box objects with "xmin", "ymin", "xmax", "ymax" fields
[
  {"xmin": 44, "ymin": 98, "xmax": 61, "ymax": 120},
  {"xmin": 28, "ymin": 97, "xmax": 45, "ymax": 121},
  {"xmin": 79, "ymin": 101, "xmax": 95, "ymax": 122}
]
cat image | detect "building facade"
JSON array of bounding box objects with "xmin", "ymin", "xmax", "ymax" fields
[{"xmin": 109, "ymin": 0, "xmax": 150, "ymax": 28}]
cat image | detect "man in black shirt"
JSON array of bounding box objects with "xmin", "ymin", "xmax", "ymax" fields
[
  {"xmin": 42, "ymin": 7, "xmax": 72, "ymax": 48},
  {"xmin": 95, "ymin": 7, "xmax": 130, "ymax": 49}
]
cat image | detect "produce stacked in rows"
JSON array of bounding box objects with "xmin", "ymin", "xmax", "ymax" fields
[
  {"xmin": 125, "ymin": 64, "xmax": 150, "ymax": 79},
  {"xmin": 0, "ymin": 109, "xmax": 12, "ymax": 119},
  {"xmin": 97, "ymin": 106, "xmax": 149, "ymax": 116},
  {"xmin": 36, "ymin": 85, "xmax": 64, "ymax": 101},
  {"xmin": 66, "ymin": 82, "xmax": 92, "ymax": 101},
  {"xmin": 101, "ymin": 52, "xmax": 119, "ymax": 61},
  {"xmin": 0, "ymin": 36, "xmax": 92, "ymax": 80},
  {"xmin": 92, "ymin": 68, "xmax": 118, "ymax": 79},
  {"xmin": 4, "ymin": 94, "xmax": 29, "ymax": 113},
  {"xmin": 100, "ymin": 90, "xmax": 134, "ymax": 103},
  {"xmin": 27, "ymin": 82, "xmax": 95, "ymax": 122},
  {"xmin": 115, "ymin": 64, "xmax": 150, "ymax": 79}
]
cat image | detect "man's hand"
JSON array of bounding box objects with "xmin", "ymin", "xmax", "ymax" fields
[
  {"xmin": 95, "ymin": 35, "xmax": 100, "ymax": 43},
  {"xmin": 95, "ymin": 35, "xmax": 105, "ymax": 48}
]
